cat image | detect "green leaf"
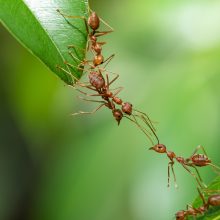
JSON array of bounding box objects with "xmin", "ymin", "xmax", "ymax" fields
[
  {"xmin": 188, "ymin": 176, "xmax": 220, "ymax": 220},
  {"xmin": 0, "ymin": 0, "xmax": 89, "ymax": 85}
]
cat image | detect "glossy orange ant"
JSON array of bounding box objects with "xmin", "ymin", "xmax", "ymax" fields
[{"xmin": 149, "ymin": 144, "xmax": 220, "ymax": 188}]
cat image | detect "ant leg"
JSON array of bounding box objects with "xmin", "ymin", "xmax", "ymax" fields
[
  {"xmin": 104, "ymin": 72, "xmax": 120, "ymax": 91},
  {"xmin": 124, "ymin": 115, "xmax": 154, "ymax": 145},
  {"xmin": 56, "ymin": 65, "xmax": 79, "ymax": 82},
  {"xmin": 190, "ymin": 165, "xmax": 207, "ymax": 188},
  {"xmin": 168, "ymin": 162, "xmax": 171, "ymax": 187},
  {"xmin": 138, "ymin": 114, "xmax": 160, "ymax": 144},
  {"xmin": 77, "ymin": 97, "xmax": 105, "ymax": 104},
  {"xmin": 191, "ymin": 145, "xmax": 208, "ymax": 157},
  {"xmin": 105, "ymin": 72, "xmax": 123, "ymax": 95},
  {"xmin": 95, "ymin": 30, "xmax": 113, "ymax": 37},
  {"xmin": 68, "ymin": 51, "xmax": 88, "ymax": 68},
  {"xmin": 197, "ymin": 187, "xmax": 206, "ymax": 206},
  {"xmin": 108, "ymin": 72, "xmax": 119, "ymax": 86},
  {"xmin": 64, "ymin": 61, "xmax": 94, "ymax": 76},
  {"xmin": 112, "ymin": 87, "xmax": 123, "ymax": 96},
  {"xmin": 56, "ymin": 9, "xmax": 89, "ymax": 33},
  {"xmin": 67, "ymin": 56, "xmax": 99, "ymax": 72},
  {"xmin": 68, "ymin": 44, "xmax": 86, "ymax": 53},
  {"xmin": 171, "ymin": 162, "xmax": 178, "ymax": 188},
  {"xmin": 68, "ymin": 44, "xmax": 87, "ymax": 60},
  {"xmin": 102, "ymin": 54, "xmax": 115, "ymax": 69},
  {"xmin": 168, "ymin": 161, "xmax": 178, "ymax": 188},
  {"xmin": 71, "ymin": 103, "xmax": 105, "ymax": 116},
  {"xmin": 98, "ymin": 41, "xmax": 106, "ymax": 45},
  {"xmin": 181, "ymin": 164, "xmax": 205, "ymax": 189},
  {"xmin": 74, "ymin": 88, "xmax": 104, "ymax": 97},
  {"xmin": 207, "ymin": 163, "xmax": 220, "ymax": 174},
  {"xmin": 133, "ymin": 109, "xmax": 157, "ymax": 132},
  {"xmin": 202, "ymin": 189, "xmax": 220, "ymax": 196}
]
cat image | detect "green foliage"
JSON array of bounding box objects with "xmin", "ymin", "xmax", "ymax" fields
[
  {"xmin": 0, "ymin": 0, "xmax": 88, "ymax": 84},
  {"xmin": 188, "ymin": 176, "xmax": 220, "ymax": 220}
]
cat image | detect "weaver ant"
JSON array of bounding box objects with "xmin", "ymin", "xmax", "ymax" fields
[
  {"xmin": 57, "ymin": 7, "xmax": 115, "ymax": 69},
  {"xmin": 175, "ymin": 188, "xmax": 220, "ymax": 220},
  {"xmin": 56, "ymin": 61, "xmax": 159, "ymax": 145},
  {"xmin": 149, "ymin": 144, "xmax": 220, "ymax": 188}
]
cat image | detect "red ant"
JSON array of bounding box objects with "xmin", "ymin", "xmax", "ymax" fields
[
  {"xmin": 56, "ymin": 7, "xmax": 159, "ymax": 145},
  {"xmin": 175, "ymin": 188, "xmax": 220, "ymax": 219},
  {"xmin": 56, "ymin": 62, "xmax": 159, "ymax": 145},
  {"xmin": 149, "ymin": 144, "xmax": 220, "ymax": 188},
  {"xmin": 57, "ymin": 7, "xmax": 115, "ymax": 69}
]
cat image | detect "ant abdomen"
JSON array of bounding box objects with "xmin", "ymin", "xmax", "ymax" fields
[
  {"xmin": 191, "ymin": 154, "xmax": 211, "ymax": 167},
  {"xmin": 89, "ymin": 71, "xmax": 105, "ymax": 89},
  {"xmin": 88, "ymin": 12, "xmax": 100, "ymax": 30}
]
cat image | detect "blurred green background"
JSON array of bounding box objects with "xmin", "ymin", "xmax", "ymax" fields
[{"xmin": 1, "ymin": 0, "xmax": 220, "ymax": 220}]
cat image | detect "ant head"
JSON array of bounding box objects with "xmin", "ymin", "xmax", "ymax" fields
[
  {"xmin": 149, "ymin": 144, "xmax": 167, "ymax": 153},
  {"xmin": 175, "ymin": 210, "xmax": 186, "ymax": 220},
  {"xmin": 112, "ymin": 109, "xmax": 123, "ymax": 125},
  {"xmin": 122, "ymin": 102, "xmax": 133, "ymax": 115}
]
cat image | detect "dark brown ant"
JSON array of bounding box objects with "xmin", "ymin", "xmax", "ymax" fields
[
  {"xmin": 149, "ymin": 144, "xmax": 220, "ymax": 188},
  {"xmin": 175, "ymin": 188, "xmax": 220, "ymax": 220},
  {"xmin": 57, "ymin": 62, "xmax": 159, "ymax": 145},
  {"xmin": 57, "ymin": 8, "xmax": 114, "ymax": 69}
]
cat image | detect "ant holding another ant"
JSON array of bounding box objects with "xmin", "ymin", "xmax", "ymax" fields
[{"xmin": 149, "ymin": 144, "xmax": 220, "ymax": 188}]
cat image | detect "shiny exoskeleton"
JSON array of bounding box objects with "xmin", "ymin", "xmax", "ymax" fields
[
  {"xmin": 149, "ymin": 144, "xmax": 220, "ymax": 188},
  {"xmin": 175, "ymin": 188, "xmax": 220, "ymax": 220},
  {"xmin": 59, "ymin": 66, "xmax": 159, "ymax": 145},
  {"xmin": 57, "ymin": 9, "xmax": 114, "ymax": 68},
  {"xmin": 86, "ymin": 69, "xmax": 137, "ymax": 125},
  {"xmin": 56, "ymin": 8, "xmax": 159, "ymax": 145}
]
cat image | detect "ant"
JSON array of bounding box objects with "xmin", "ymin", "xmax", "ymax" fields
[
  {"xmin": 149, "ymin": 144, "xmax": 220, "ymax": 188},
  {"xmin": 57, "ymin": 7, "xmax": 115, "ymax": 69},
  {"xmin": 56, "ymin": 62, "xmax": 159, "ymax": 145},
  {"xmin": 175, "ymin": 187, "xmax": 220, "ymax": 220}
]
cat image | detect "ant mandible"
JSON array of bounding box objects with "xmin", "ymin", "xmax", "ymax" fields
[
  {"xmin": 175, "ymin": 188, "xmax": 220, "ymax": 219},
  {"xmin": 149, "ymin": 144, "xmax": 220, "ymax": 188}
]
